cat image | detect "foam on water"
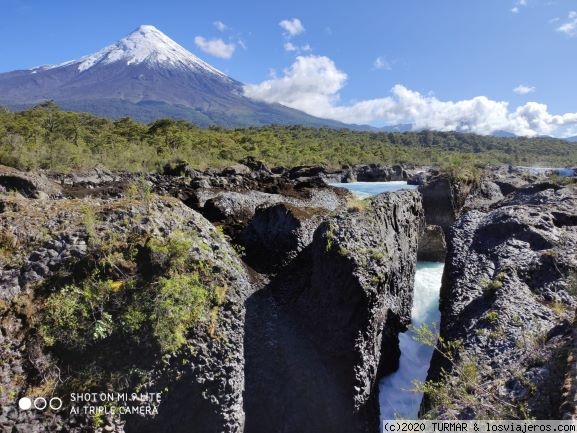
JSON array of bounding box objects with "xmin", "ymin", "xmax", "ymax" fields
[{"xmin": 379, "ymin": 262, "xmax": 444, "ymax": 420}]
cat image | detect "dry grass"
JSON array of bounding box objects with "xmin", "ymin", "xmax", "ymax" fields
[{"xmin": 346, "ymin": 196, "xmax": 371, "ymax": 213}]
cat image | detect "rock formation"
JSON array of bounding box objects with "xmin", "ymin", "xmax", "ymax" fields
[
  {"xmin": 424, "ymin": 183, "xmax": 577, "ymax": 419},
  {"xmin": 244, "ymin": 190, "xmax": 424, "ymax": 433},
  {"xmin": 0, "ymin": 192, "xmax": 252, "ymax": 433},
  {"xmin": 417, "ymin": 225, "xmax": 446, "ymax": 262}
]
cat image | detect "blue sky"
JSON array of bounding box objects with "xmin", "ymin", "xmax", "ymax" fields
[{"xmin": 2, "ymin": 0, "xmax": 577, "ymax": 136}]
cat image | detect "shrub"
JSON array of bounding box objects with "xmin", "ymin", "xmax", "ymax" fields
[
  {"xmin": 41, "ymin": 228, "xmax": 228, "ymax": 356},
  {"xmin": 41, "ymin": 281, "xmax": 109, "ymax": 350},
  {"xmin": 147, "ymin": 230, "xmax": 195, "ymax": 273},
  {"xmin": 324, "ymin": 221, "xmax": 337, "ymax": 253},
  {"xmin": 153, "ymin": 273, "xmax": 209, "ymax": 353},
  {"xmin": 41, "ymin": 286, "xmax": 86, "ymax": 349},
  {"xmin": 413, "ymin": 323, "xmax": 528, "ymax": 419},
  {"xmin": 486, "ymin": 310, "xmax": 499, "ymax": 325},
  {"xmin": 0, "ymin": 229, "xmax": 20, "ymax": 265},
  {"xmin": 346, "ymin": 196, "xmax": 370, "ymax": 213},
  {"xmin": 125, "ymin": 177, "xmax": 153, "ymax": 211}
]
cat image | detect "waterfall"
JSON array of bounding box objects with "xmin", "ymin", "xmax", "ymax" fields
[{"xmin": 379, "ymin": 261, "xmax": 444, "ymax": 420}]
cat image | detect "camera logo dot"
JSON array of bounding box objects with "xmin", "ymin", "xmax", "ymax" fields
[
  {"xmin": 18, "ymin": 396, "xmax": 62, "ymax": 411},
  {"xmin": 34, "ymin": 397, "xmax": 47, "ymax": 410},
  {"xmin": 18, "ymin": 397, "xmax": 32, "ymax": 410},
  {"xmin": 50, "ymin": 397, "xmax": 63, "ymax": 410}
]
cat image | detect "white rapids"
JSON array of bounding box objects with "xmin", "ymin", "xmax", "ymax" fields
[{"xmin": 379, "ymin": 261, "xmax": 444, "ymax": 420}]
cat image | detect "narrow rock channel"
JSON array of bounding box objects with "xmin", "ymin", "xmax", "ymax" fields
[
  {"xmin": 332, "ymin": 181, "xmax": 444, "ymax": 421},
  {"xmin": 379, "ymin": 262, "xmax": 444, "ymax": 419}
]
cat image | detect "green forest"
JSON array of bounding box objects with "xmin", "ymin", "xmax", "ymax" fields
[{"xmin": 1, "ymin": 102, "xmax": 576, "ymax": 173}]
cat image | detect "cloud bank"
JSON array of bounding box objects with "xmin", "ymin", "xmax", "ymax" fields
[{"xmin": 244, "ymin": 55, "xmax": 577, "ymax": 137}]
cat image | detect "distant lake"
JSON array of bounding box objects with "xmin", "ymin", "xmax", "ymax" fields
[{"xmin": 329, "ymin": 181, "xmax": 419, "ymax": 198}]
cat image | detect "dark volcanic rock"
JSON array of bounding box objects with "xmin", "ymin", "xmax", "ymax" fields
[
  {"xmin": 200, "ymin": 187, "xmax": 348, "ymax": 239},
  {"xmin": 419, "ymin": 175, "xmax": 476, "ymax": 233},
  {"xmin": 238, "ymin": 157, "xmax": 271, "ymax": 174},
  {"xmin": 462, "ymin": 180, "xmax": 504, "ymax": 212},
  {"xmin": 417, "ymin": 225, "xmax": 446, "ymax": 262},
  {"xmin": 287, "ymin": 165, "xmax": 329, "ymax": 179},
  {"xmin": 0, "ymin": 195, "xmax": 252, "ymax": 433},
  {"xmin": 419, "ymin": 176, "xmax": 457, "ymax": 231},
  {"xmin": 239, "ymin": 202, "xmax": 330, "ymax": 272},
  {"xmin": 353, "ymin": 164, "xmax": 408, "ymax": 182},
  {"xmin": 425, "ymin": 184, "xmax": 577, "ymax": 419},
  {"xmin": 244, "ymin": 190, "xmax": 424, "ymax": 433}
]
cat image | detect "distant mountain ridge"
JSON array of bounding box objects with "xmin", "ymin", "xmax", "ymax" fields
[{"xmin": 0, "ymin": 25, "xmax": 347, "ymax": 128}]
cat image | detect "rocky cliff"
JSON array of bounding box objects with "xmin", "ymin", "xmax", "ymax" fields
[
  {"xmin": 0, "ymin": 190, "xmax": 252, "ymax": 432},
  {"xmin": 423, "ymin": 183, "xmax": 577, "ymax": 419},
  {"xmin": 418, "ymin": 175, "xmax": 477, "ymax": 233},
  {"xmin": 244, "ymin": 190, "xmax": 424, "ymax": 433}
]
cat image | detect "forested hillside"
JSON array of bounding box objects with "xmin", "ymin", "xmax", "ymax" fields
[{"xmin": 1, "ymin": 103, "xmax": 576, "ymax": 172}]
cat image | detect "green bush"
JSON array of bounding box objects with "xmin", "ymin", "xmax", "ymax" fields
[
  {"xmin": 153, "ymin": 273, "xmax": 209, "ymax": 353},
  {"xmin": 147, "ymin": 229, "xmax": 195, "ymax": 273},
  {"xmin": 40, "ymin": 229, "xmax": 227, "ymax": 355},
  {"xmin": 41, "ymin": 284, "xmax": 92, "ymax": 349},
  {"xmin": 413, "ymin": 323, "xmax": 531, "ymax": 419},
  {"xmin": 41, "ymin": 278, "xmax": 120, "ymax": 350}
]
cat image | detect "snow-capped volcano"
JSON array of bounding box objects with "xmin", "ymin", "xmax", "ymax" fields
[
  {"xmin": 36, "ymin": 25, "xmax": 227, "ymax": 77},
  {"xmin": 0, "ymin": 25, "xmax": 342, "ymax": 128}
]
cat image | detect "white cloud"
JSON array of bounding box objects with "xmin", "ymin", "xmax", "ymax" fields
[
  {"xmin": 279, "ymin": 18, "xmax": 305, "ymax": 37},
  {"xmin": 513, "ymin": 84, "xmax": 536, "ymax": 95},
  {"xmin": 557, "ymin": 11, "xmax": 577, "ymax": 36},
  {"xmin": 244, "ymin": 55, "xmax": 347, "ymax": 116},
  {"xmin": 213, "ymin": 21, "xmax": 229, "ymax": 32},
  {"xmin": 511, "ymin": 0, "xmax": 527, "ymax": 13},
  {"xmin": 373, "ymin": 56, "xmax": 392, "ymax": 71},
  {"xmin": 244, "ymin": 55, "xmax": 577, "ymax": 137},
  {"xmin": 284, "ymin": 42, "xmax": 312, "ymax": 53},
  {"xmin": 194, "ymin": 36, "xmax": 236, "ymax": 59}
]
